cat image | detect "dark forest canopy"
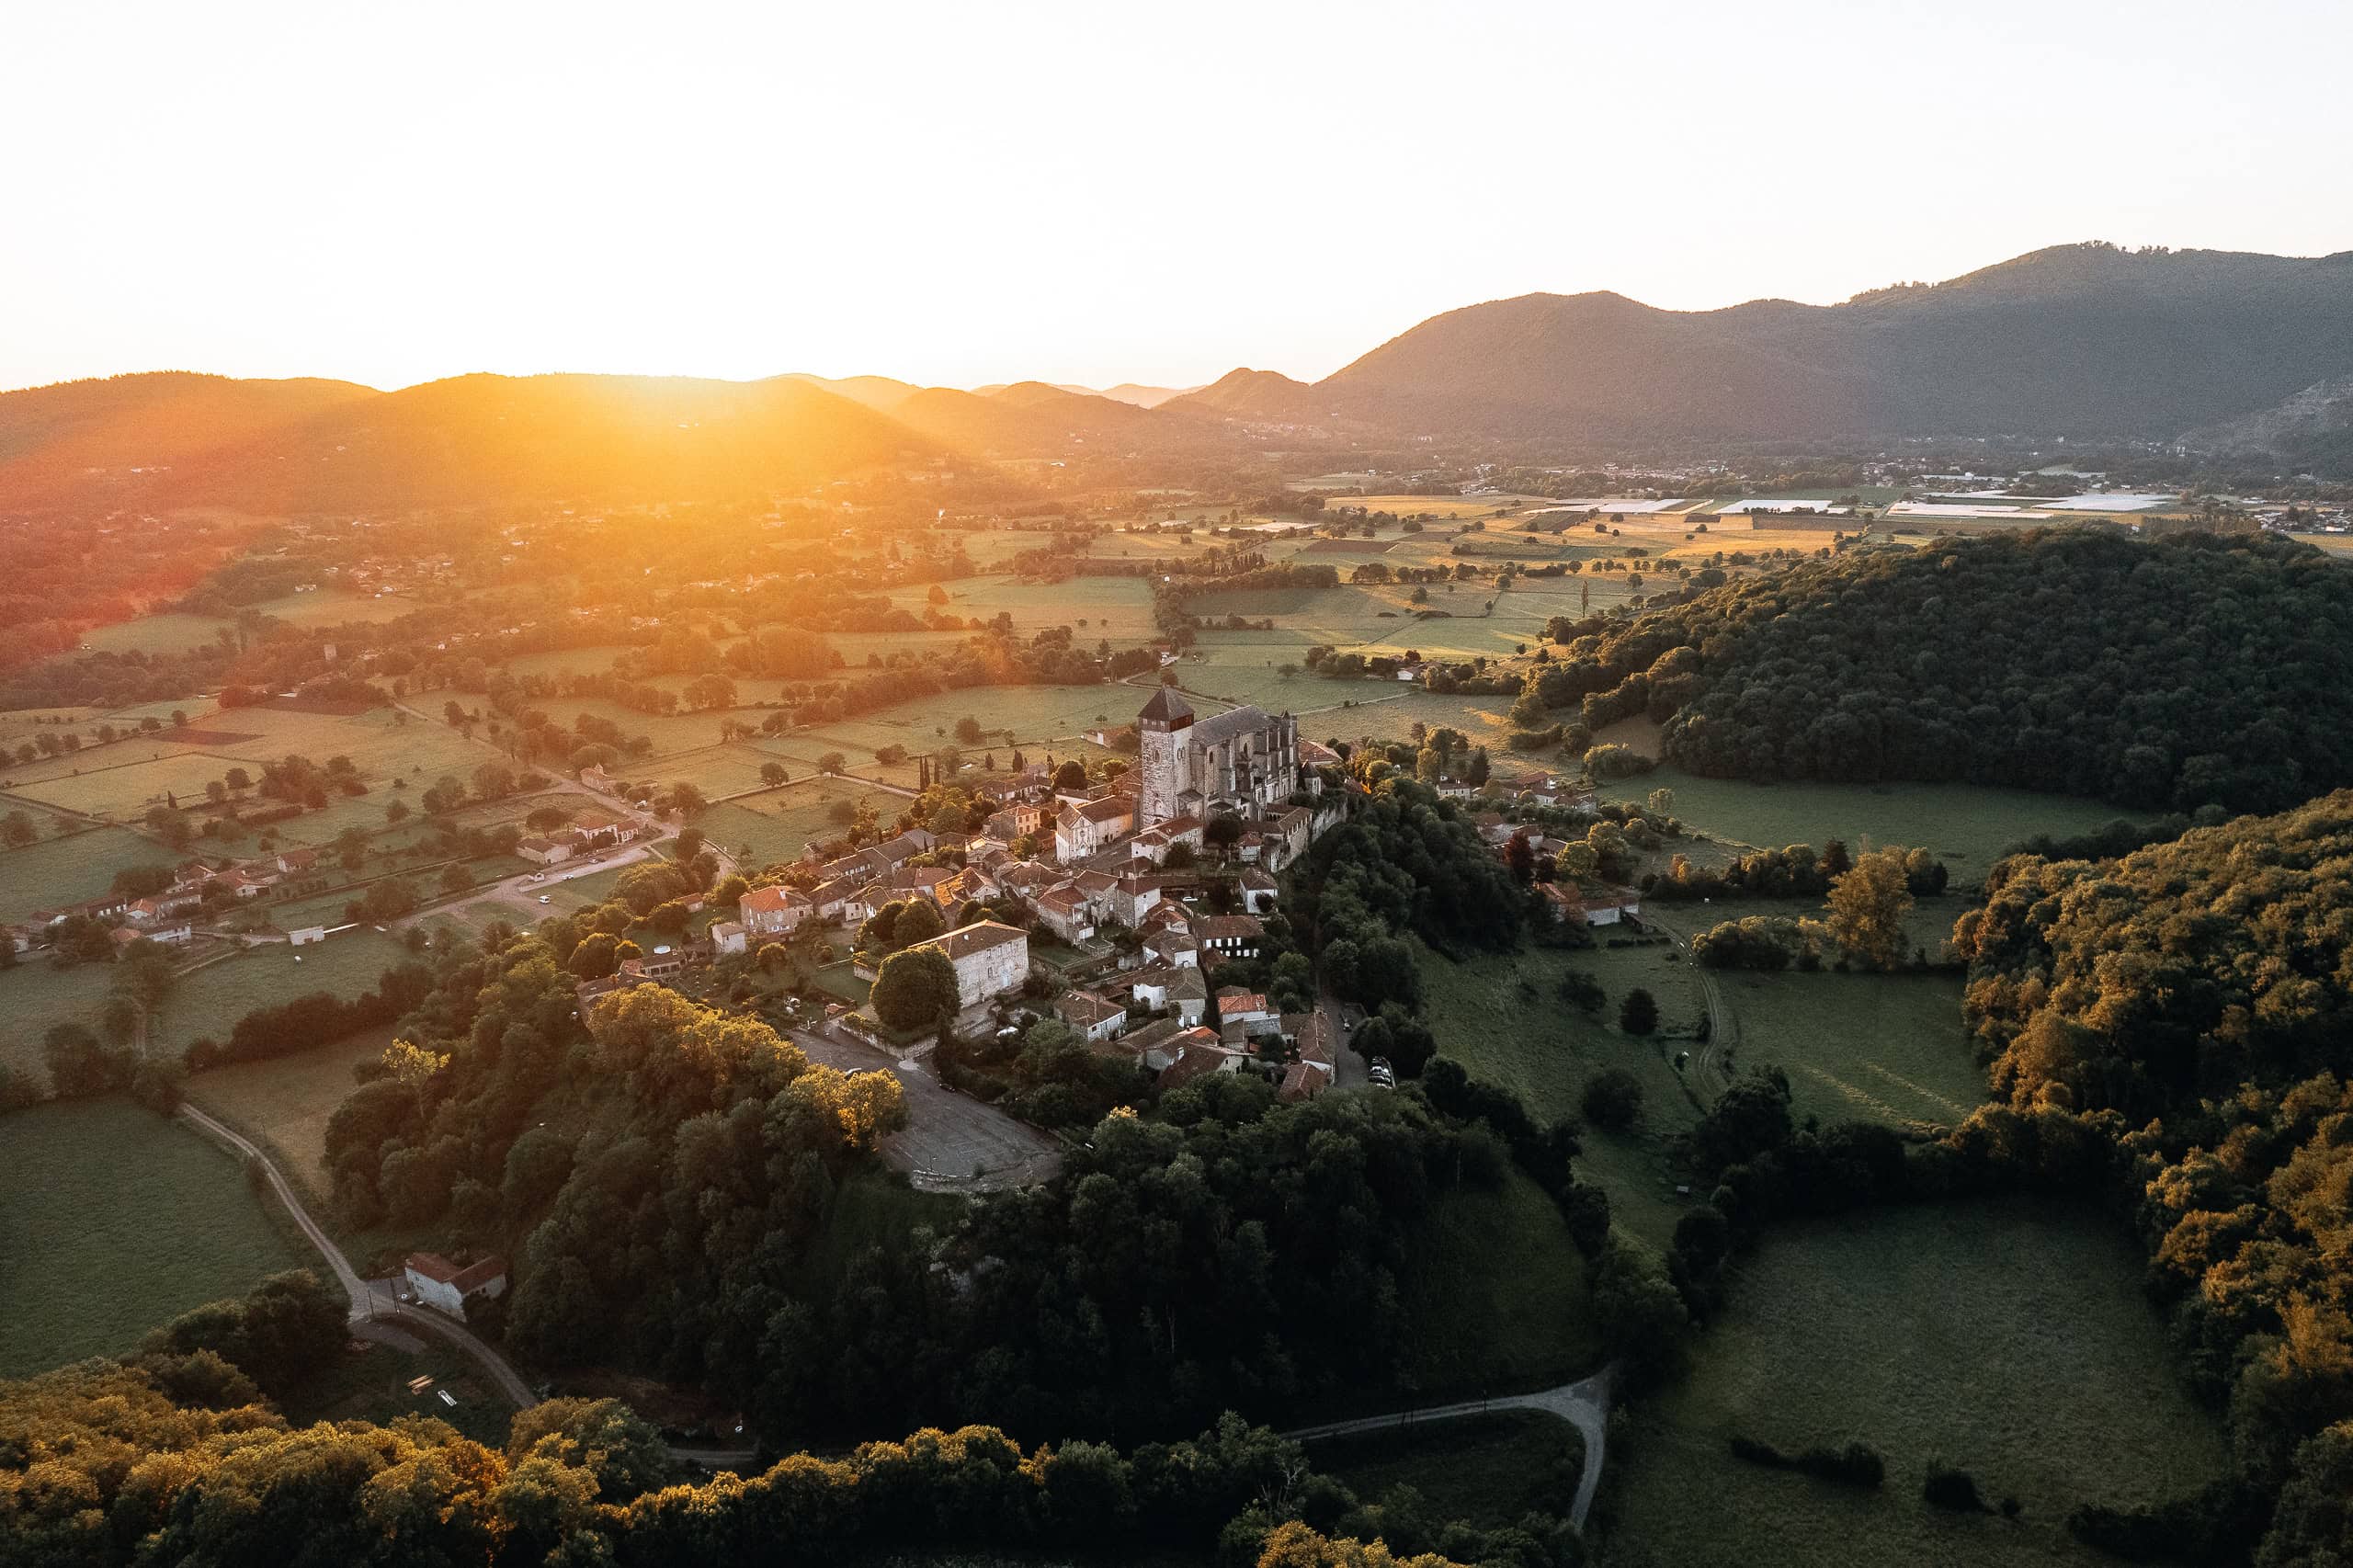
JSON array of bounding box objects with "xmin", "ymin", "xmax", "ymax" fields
[{"xmin": 1549, "ymin": 528, "xmax": 2353, "ymax": 814}]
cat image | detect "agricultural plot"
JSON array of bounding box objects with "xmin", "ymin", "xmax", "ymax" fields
[
  {"xmin": 701, "ymin": 778, "xmax": 906, "ymax": 869},
  {"xmin": 154, "ymin": 929, "xmax": 419, "ymax": 1055},
  {"xmin": 0, "ymin": 1098, "xmax": 308, "ymax": 1377},
  {"xmin": 0, "ymin": 960, "xmax": 117, "ymax": 1081},
  {"xmin": 0, "ymin": 824, "xmax": 178, "ymax": 922},
  {"xmin": 891, "ymin": 575, "xmax": 1160, "ymax": 642},
  {"xmin": 185, "ymin": 1024, "xmax": 395, "ymax": 1199},
  {"xmin": 1416, "ymin": 939, "xmax": 1708, "ymax": 1249},
  {"xmin": 246, "ymin": 591, "xmax": 420, "ymax": 630},
  {"xmin": 1718, "ymin": 971, "xmax": 1981, "ymax": 1131},
  {"xmin": 1608, "ymin": 1201, "xmax": 2227, "ymax": 1568},
  {"xmin": 78, "ymin": 612, "xmax": 235, "ymax": 656},
  {"xmin": 1606, "ymin": 767, "xmax": 2139, "ymax": 886}
]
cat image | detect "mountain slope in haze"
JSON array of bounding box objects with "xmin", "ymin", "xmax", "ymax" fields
[
  {"xmin": 891, "ymin": 381, "xmax": 1232, "ymax": 456},
  {"xmin": 1208, "ymin": 244, "xmax": 2353, "ymax": 443},
  {"xmin": 972, "ymin": 381, "xmax": 1197, "ymax": 408},
  {"xmin": 0, "ymin": 371, "xmax": 380, "ymax": 504},
  {"xmin": 1163, "ymin": 368, "xmax": 1328, "ymax": 424},
  {"xmin": 153, "ymin": 373, "xmax": 936, "ymax": 510},
  {"xmin": 2182, "ymin": 375, "xmax": 2353, "ymax": 471},
  {"xmin": 775, "ymin": 372, "xmax": 925, "ymax": 413}
]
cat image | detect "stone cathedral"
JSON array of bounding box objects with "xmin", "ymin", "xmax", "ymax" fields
[{"xmin": 1136, "ymin": 687, "xmax": 1302, "ymax": 826}]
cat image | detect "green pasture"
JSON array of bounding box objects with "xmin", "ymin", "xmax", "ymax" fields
[
  {"xmin": 0, "ymin": 1098, "xmax": 309, "ymax": 1378},
  {"xmin": 186, "ymin": 1023, "xmax": 396, "ymax": 1199},
  {"xmin": 0, "ymin": 824, "xmax": 178, "ymax": 921},
  {"xmin": 1416, "ymin": 939, "xmax": 1708, "ymax": 1250},
  {"xmin": 1606, "ymin": 1201, "xmax": 2228, "ymax": 1568},
  {"xmin": 1608, "ymin": 768, "xmax": 2142, "ymax": 886}
]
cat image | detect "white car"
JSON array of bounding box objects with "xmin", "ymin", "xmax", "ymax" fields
[{"xmin": 538, "ymin": 894, "xmax": 551, "ymax": 904}]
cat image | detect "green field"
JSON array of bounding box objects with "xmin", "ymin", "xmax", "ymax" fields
[
  {"xmin": 185, "ymin": 1024, "xmax": 395, "ymax": 1198},
  {"xmin": 79, "ymin": 612, "xmax": 236, "ymax": 655},
  {"xmin": 1717, "ymin": 971, "xmax": 1980, "ymax": 1131},
  {"xmin": 1311, "ymin": 1410, "xmax": 1584, "ymax": 1528},
  {"xmin": 1394, "ymin": 1170, "xmax": 1604, "ymax": 1399},
  {"xmin": 0, "ymin": 1098, "xmax": 310, "ymax": 1377},
  {"xmin": 1608, "ymin": 767, "xmax": 2140, "ymax": 886},
  {"xmin": 0, "ymin": 823, "xmax": 179, "ymax": 921},
  {"xmin": 888, "ymin": 575, "xmax": 1160, "ymax": 642},
  {"xmin": 1605, "ymin": 1202, "xmax": 2229, "ymax": 1568},
  {"xmin": 1415, "ymin": 941, "xmax": 1708, "ymax": 1250},
  {"xmin": 700, "ymin": 778, "xmax": 907, "ymax": 869}
]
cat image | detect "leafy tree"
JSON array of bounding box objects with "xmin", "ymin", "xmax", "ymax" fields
[
  {"xmin": 1581, "ymin": 1066, "xmax": 1643, "ymax": 1130},
  {"xmin": 872, "ymin": 946, "xmax": 960, "ymax": 1030},
  {"xmin": 1619, "ymin": 987, "xmax": 1659, "ymax": 1036},
  {"xmin": 1825, "ymin": 847, "xmax": 1914, "ymax": 970}
]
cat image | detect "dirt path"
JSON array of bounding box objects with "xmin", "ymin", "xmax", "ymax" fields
[{"xmin": 1284, "ymin": 1365, "xmax": 1616, "ymax": 1530}]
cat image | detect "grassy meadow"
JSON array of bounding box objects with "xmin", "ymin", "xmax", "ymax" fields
[
  {"xmin": 0, "ymin": 1098, "xmax": 309, "ymax": 1377},
  {"xmin": 185, "ymin": 1023, "xmax": 397, "ymax": 1199},
  {"xmin": 1603, "ymin": 1202, "xmax": 2229, "ymax": 1568},
  {"xmin": 1416, "ymin": 939, "xmax": 1709, "ymax": 1250},
  {"xmin": 1609, "ymin": 767, "xmax": 2141, "ymax": 886},
  {"xmin": 0, "ymin": 823, "xmax": 179, "ymax": 922}
]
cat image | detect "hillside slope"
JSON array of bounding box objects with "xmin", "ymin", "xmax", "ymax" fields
[
  {"xmin": 1314, "ymin": 244, "xmax": 2353, "ymax": 441},
  {"xmin": 0, "ymin": 372, "xmax": 379, "ymax": 504},
  {"xmin": 152, "ymin": 373, "xmax": 934, "ymax": 509}
]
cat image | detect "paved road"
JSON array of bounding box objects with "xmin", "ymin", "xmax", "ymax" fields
[
  {"xmin": 790, "ymin": 1024, "xmax": 1063, "ymax": 1191},
  {"xmin": 1285, "ymin": 1365, "xmax": 1616, "ymax": 1530}
]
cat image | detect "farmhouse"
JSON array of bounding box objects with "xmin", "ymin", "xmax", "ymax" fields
[
  {"xmin": 710, "ymin": 919, "xmax": 747, "ymax": 957},
  {"xmin": 517, "ymin": 835, "xmax": 574, "ymax": 867},
  {"xmin": 403, "ymin": 1252, "xmax": 508, "ymax": 1320},
  {"xmin": 909, "ymin": 919, "xmax": 1031, "ymax": 1010}
]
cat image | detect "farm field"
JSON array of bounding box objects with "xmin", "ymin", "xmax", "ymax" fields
[
  {"xmin": 153, "ymin": 929, "xmax": 418, "ymax": 1055},
  {"xmin": 1415, "ymin": 938, "xmax": 1707, "ymax": 1250},
  {"xmin": 1605, "ymin": 1201, "xmax": 2228, "ymax": 1568},
  {"xmin": 0, "ymin": 960, "xmax": 117, "ymax": 1081},
  {"xmin": 1607, "ymin": 767, "xmax": 2139, "ymax": 885},
  {"xmin": 1311, "ymin": 1410, "xmax": 1583, "ymax": 1529},
  {"xmin": 186, "ymin": 1023, "xmax": 395, "ymax": 1199},
  {"xmin": 700, "ymin": 778, "xmax": 906, "ymax": 869},
  {"xmin": 78, "ymin": 611, "xmax": 234, "ymax": 655},
  {"xmin": 1717, "ymin": 970, "xmax": 1980, "ymax": 1131},
  {"xmin": 889, "ymin": 574, "xmax": 1160, "ymax": 642},
  {"xmin": 0, "ymin": 1098, "xmax": 308, "ymax": 1377},
  {"xmin": 0, "ymin": 824, "xmax": 178, "ymax": 921}
]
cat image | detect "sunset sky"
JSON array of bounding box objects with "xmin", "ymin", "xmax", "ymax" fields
[{"xmin": 6, "ymin": 0, "xmax": 2347, "ymax": 395}]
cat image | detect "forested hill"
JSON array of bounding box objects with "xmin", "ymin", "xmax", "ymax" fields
[
  {"xmin": 1552, "ymin": 528, "xmax": 2353, "ymax": 814},
  {"xmin": 1949, "ymin": 794, "xmax": 2353, "ymax": 1556}
]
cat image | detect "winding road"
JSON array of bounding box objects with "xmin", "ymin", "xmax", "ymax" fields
[{"xmin": 1284, "ymin": 1366, "xmax": 1616, "ymax": 1530}]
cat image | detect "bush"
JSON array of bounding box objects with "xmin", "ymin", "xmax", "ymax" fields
[
  {"xmin": 1581, "ymin": 1067, "xmax": 1643, "ymax": 1131},
  {"xmin": 1924, "ymin": 1462, "xmax": 1989, "ymax": 1513}
]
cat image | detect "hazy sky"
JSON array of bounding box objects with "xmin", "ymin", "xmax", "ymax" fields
[{"xmin": 6, "ymin": 0, "xmax": 2347, "ymax": 394}]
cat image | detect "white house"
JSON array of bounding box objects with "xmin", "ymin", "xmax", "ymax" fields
[
  {"xmin": 403, "ymin": 1252, "xmax": 508, "ymax": 1320},
  {"xmin": 1055, "ymin": 989, "xmax": 1128, "ymax": 1044},
  {"xmin": 909, "ymin": 920, "xmax": 1031, "ymax": 1010},
  {"xmin": 1054, "ymin": 797, "xmax": 1136, "ymax": 862},
  {"xmin": 710, "ymin": 919, "xmax": 748, "ymax": 957}
]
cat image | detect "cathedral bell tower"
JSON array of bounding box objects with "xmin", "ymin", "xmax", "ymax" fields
[{"xmin": 1137, "ymin": 685, "xmax": 1194, "ymax": 826}]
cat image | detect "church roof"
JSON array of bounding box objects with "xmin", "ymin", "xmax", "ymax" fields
[
  {"xmin": 1190, "ymin": 704, "xmax": 1284, "ymax": 747},
  {"xmin": 1138, "ymin": 687, "xmax": 1194, "ymax": 724}
]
